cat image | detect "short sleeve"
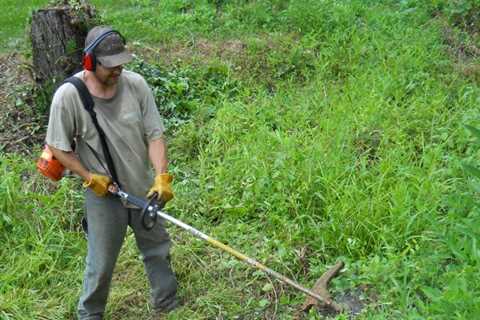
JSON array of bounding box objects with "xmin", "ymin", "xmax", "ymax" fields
[
  {"xmin": 45, "ymin": 84, "xmax": 77, "ymax": 151},
  {"xmin": 138, "ymin": 76, "xmax": 165, "ymax": 141}
]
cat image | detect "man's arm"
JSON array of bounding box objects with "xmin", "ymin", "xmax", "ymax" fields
[
  {"xmin": 50, "ymin": 145, "xmax": 112, "ymax": 197},
  {"xmin": 48, "ymin": 145, "xmax": 92, "ymax": 181},
  {"xmin": 146, "ymin": 136, "xmax": 173, "ymax": 201},
  {"xmin": 148, "ymin": 136, "xmax": 168, "ymax": 175}
]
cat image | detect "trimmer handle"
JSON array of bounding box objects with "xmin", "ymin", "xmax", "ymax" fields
[
  {"xmin": 148, "ymin": 192, "xmax": 166, "ymax": 210},
  {"xmin": 111, "ymin": 188, "xmax": 165, "ymax": 230},
  {"xmin": 141, "ymin": 194, "xmax": 164, "ymax": 230}
]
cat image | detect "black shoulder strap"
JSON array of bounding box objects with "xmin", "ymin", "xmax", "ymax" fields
[
  {"xmin": 63, "ymin": 76, "xmax": 121, "ymax": 188},
  {"xmin": 64, "ymin": 77, "xmax": 95, "ymax": 112}
]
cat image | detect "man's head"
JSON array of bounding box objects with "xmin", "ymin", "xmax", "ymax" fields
[{"xmin": 83, "ymin": 26, "xmax": 132, "ymax": 85}]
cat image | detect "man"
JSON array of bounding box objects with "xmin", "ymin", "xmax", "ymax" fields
[{"xmin": 46, "ymin": 26, "xmax": 178, "ymax": 319}]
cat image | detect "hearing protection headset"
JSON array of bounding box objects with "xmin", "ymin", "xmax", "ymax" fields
[{"xmin": 82, "ymin": 30, "xmax": 125, "ymax": 71}]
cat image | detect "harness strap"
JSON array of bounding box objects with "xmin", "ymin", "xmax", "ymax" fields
[{"xmin": 63, "ymin": 76, "xmax": 121, "ymax": 189}]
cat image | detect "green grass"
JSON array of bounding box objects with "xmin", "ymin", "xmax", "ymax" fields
[
  {"xmin": 1, "ymin": 0, "xmax": 480, "ymax": 319},
  {"xmin": 0, "ymin": 0, "xmax": 48, "ymax": 53}
]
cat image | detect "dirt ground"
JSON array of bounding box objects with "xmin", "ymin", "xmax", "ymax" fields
[{"xmin": 0, "ymin": 52, "xmax": 46, "ymax": 154}]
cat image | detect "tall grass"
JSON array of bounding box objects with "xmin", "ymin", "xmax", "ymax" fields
[
  {"xmin": 1, "ymin": 0, "xmax": 480, "ymax": 319},
  {"xmin": 0, "ymin": 0, "xmax": 48, "ymax": 52},
  {"xmin": 0, "ymin": 154, "xmax": 83, "ymax": 319}
]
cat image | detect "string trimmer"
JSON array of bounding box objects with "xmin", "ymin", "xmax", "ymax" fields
[{"xmin": 112, "ymin": 187, "xmax": 344, "ymax": 314}]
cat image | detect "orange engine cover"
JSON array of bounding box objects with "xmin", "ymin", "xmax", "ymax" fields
[{"xmin": 37, "ymin": 145, "xmax": 65, "ymax": 181}]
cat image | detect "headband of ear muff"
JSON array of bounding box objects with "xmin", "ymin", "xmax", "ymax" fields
[{"xmin": 82, "ymin": 30, "xmax": 125, "ymax": 71}]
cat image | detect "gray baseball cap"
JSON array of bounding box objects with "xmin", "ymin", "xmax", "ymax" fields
[{"xmin": 85, "ymin": 26, "xmax": 133, "ymax": 68}]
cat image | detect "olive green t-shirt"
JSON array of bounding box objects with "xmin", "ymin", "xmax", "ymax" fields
[{"xmin": 46, "ymin": 70, "xmax": 165, "ymax": 199}]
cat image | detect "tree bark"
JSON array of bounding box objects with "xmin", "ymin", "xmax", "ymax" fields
[{"xmin": 30, "ymin": 1, "xmax": 96, "ymax": 85}]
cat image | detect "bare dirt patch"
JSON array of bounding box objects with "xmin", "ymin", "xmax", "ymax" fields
[
  {"xmin": 0, "ymin": 52, "xmax": 46, "ymax": 155},
  {"xmin": 442, "ymin": 24, "xmax": 480, "ymax": 81},
  {"xmin": 132, "ymin": 37, "xmax": 247, "ymax": 68}
]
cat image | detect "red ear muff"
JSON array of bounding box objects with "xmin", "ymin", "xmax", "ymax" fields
[
  {"xmin": 83, "ymin": 30, "xmax": 125, "ymax": 71},
  {"xmin": 82, "ymin": 52, "xmax": 95, "ymax": 71}
]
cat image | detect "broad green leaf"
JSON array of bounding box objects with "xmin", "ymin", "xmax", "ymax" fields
[
  {"xmin": 463, "ymin": 163, "xmax": 480, "ymax": 179},
  {"xmin": 465, "ymin": 125, "xmax": 480, "ymax": 142},
  {"xmin": 258, "ymin": 299, "xmax": 270, "ymax": 307},
  {"xmin": 261, "ymin": 283, "xmax": 273, "ymax": 292}
]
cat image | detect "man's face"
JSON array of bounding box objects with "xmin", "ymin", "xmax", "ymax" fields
[{"xmin": 94, "ymin": 63, "xmax": 123, "ymax": 86}]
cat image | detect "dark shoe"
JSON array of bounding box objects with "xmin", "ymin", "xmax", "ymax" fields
[{"xmin": 153, "ymin": 298, "xmax": 179, "ymax": 317}]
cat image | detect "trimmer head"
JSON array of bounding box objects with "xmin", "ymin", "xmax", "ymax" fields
[{"xmin": 296, "ymin": 261, "xmax": 345, "ymax": 319}]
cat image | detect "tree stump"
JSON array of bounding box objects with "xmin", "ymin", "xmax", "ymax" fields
[{"xmin": 30, "ymin": 1, "xmax": 96, "ymax": 85}]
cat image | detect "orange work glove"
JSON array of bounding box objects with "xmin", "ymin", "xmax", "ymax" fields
[
  {"xmin": 83, "ymin": 173, "xmax": 112, "ymax": 197},
  {"xmin": 147, "ymin": 173, "xmax": 174, "ymax": 203}
]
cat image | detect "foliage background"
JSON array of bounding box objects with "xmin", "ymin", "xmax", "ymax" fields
[{"xmin": 1, "ymin": 0, "xmax": 480, "ymax": 319}]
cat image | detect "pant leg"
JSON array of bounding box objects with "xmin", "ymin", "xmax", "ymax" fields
[
  {"xmin": 129, "ymin": 209, "xmax": 178, "ymax": 311},
  {"xmin": 78, "ymin": 190, "xmax": 129, "ymax": 320}
]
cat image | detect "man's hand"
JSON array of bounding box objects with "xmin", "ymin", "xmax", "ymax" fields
[
  {"xmin": 83, "ymin": 173, "xmax": 112, "ymax": 197},
  {"xmin": 147, "ymin": 173, "xmax": 174, "ymax": 203}
]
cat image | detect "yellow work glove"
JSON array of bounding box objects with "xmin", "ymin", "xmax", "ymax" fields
[
  {"xmin": 147, "ymin": 173, "xmax": 174, "ymax": 203},
  {"xmin": 83, "ymin": 173, "xmax": 111, "ymax": 197}
]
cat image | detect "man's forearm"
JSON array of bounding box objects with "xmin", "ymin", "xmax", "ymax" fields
[
  {"xmin": 148, "ymin": 137, "xmax": 168, "ymax": 175},
  {"xmin": 48, "ymin": 145, "xmax": 91, "ymax": 181}
]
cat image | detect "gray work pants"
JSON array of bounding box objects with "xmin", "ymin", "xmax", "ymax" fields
[{"xmin": 78, "ymin": 190, "xmax": 178, "ymax": 320}]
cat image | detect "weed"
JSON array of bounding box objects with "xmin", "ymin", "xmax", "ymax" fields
[
  {"xmin": 128, "ymin": 56, "xmax": 239, "ymax": 130},
  {"xmin": 2, "ymin": 0, "xmax": 480, "ymax": 319}
]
